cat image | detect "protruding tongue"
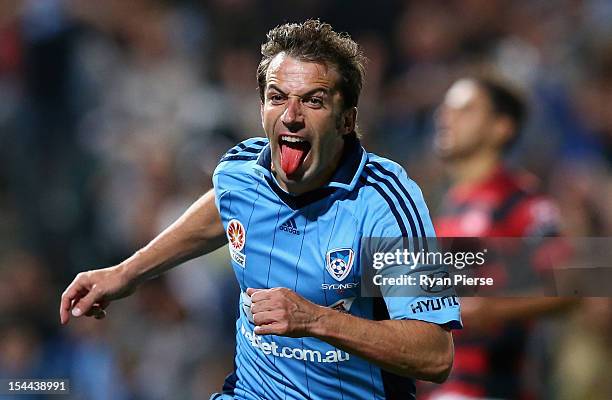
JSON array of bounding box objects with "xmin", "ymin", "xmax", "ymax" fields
[{"xmin": 280, "ymin": 143, "xmax": 308, "ymax": 176}]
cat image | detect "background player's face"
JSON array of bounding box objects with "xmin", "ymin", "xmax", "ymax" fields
[
  {"xmin": 434, "ymin": 79, "xmax": 499, "ymax": 161},
  {"xmin": 261, "ymin": 53, "xmax": 355, "ymax": 194}
]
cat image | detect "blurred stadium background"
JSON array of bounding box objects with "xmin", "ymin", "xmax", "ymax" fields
[{"xmin": 0, "ymin": 0, "xmax": 611, "ymax": 399}]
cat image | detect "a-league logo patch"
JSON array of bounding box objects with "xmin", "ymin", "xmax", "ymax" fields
[
  {"xmin": 326, "ymin": 248, "xmax": 354, "ymax": 281},
  {"xmin": 227, "ymin": 219, "xmax": 246, "ymax": 267}
]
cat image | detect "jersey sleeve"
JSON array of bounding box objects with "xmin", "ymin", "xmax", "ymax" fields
[
  {"xmin": 213, "ymin": 137, "xmax": 268, "ymax": 212},
  {"xmin": 218, "ymin": 137, "xmax": 269, "ymax": 164},
  {"xmin": 363, "ymin": 160, "xmax": 462, "ymax": 329}
]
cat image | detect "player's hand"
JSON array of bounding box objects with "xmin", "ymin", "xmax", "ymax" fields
[
  {"xmin": 59, "ymin": 265, "xmax": 136, "ymax": 325},
  {"xmin": 246, "ymin": 287, "xmax": 324, "ymax": 337}
]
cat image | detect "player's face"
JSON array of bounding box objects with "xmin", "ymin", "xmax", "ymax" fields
[
  {"xmin": 261, "ymin": 53, "xmax": 355, "ymax": 194},
  {"xmin": 434, "ymin": 79, "xmax": 498, "ymax": 161}
]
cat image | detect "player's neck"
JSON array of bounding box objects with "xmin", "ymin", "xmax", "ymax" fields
[{"xmin": 449, "ymin": 151, "xmax": 501, "ymax": 186}]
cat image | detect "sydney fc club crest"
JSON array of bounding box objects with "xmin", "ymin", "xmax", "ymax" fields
[
  {"xmin": 227, "ymin": 219, "xmax": 246, "ymax": 268},
  {"xmin": 326, "ymin": 248, "xmax": 355, "ymax": 281}
]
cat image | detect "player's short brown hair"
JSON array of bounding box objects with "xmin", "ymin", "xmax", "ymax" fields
[
  {"xmin": 257, "ymin": 19, "xmax": 366, "ymax": 113},
  {"xmin": 472, "ymin": 76, "xmax": 527, "ymax": 151}
]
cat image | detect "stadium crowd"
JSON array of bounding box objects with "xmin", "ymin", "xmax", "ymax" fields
[{"xmin": 0, "ymin": 0, "xmax": 611, "ymax": 398}]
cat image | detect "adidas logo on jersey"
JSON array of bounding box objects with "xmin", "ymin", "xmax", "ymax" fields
[{"xmin": 279, "ymin": 218, "xmax": 300, "ymax": 235}]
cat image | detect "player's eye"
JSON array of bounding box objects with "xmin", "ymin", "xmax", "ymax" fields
[
  {"xmin": 268, "ymin": 93, "xmax": 286, "ymax": 105},
  {"xmin": 304, "ymin": 96, "xmax": 324, "ymax": 108}
]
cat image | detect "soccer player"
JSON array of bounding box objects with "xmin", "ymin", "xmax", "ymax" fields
[
  {"xmin": 60, "ymin": 20, "xmax": 461, "ymax": 399},
  {"xmin": 429, "ymin": 77, "xmax": 575, "ymax": 399}
]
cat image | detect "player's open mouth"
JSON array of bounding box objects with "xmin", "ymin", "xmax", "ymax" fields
[{"xmin": 279, "ymin": 135, "xmax": 311, "ymax": 176}]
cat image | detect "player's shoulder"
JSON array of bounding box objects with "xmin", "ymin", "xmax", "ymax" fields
[
  {"xmin": 215, "ymin": 137, "xmax": 267, "ymax": 173},
  {"xmin": 513, "ymin": 193, "xmax": 560, "ymax": 235},
  {"xmin": 364, "ymin": 153, "xmax": 406, "ymax": 176},
  {"xmin": 213, "ymin": 137, "xmax": 268, "ymax": 191},
  {"xmin": 358, "ymin": 152, "xmax": 434, "ymax": 237},
  {"xmin": 360, "ymin": 153, "xmax": 423, "ymax": 201},
  {"xmin": 219, "ymin": 137, "xmax": 268, "ymax": 164},
  {"xmin": 498, "ymin": 168, "xmax": 560, "ymax": 235}
]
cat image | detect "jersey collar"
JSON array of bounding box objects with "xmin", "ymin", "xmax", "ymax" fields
[
  {"xmin": 255, "ymin": 136, "xmax": 367, "ymax": 209},
  {"xmin": 256, "ymin": 136, "xmax": 367, "ymax": 191},
  {"xmin": 326, "ymin": 136, "xmax": 368, "ymax": 190}
]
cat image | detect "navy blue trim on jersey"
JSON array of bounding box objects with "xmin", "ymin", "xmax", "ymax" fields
[
  {"xmin": 327, "ymin": 136, "xmax": 365, "ymax": 187},
  {"xmin": 219, "ymin": 155, "xmax": 259, "ymax": 163},
  {"xmin": 226, "ymin": 140, "xmax": 267, "ymax": 155},
  {"xmin": 236, "ymin": 146, "xmax": 264, "ymax": 154},
  {"xmin": 364, "ymin": 165, "xmax": 421, "ymax": 252},
  {"xmin": 367, "ymin": 161, "xmax": 429, "ymax": 252},
  {"xmin": 358, "ymin": 176, "xmax": 410, "ymax": 240},
  {"xmin": 220, "ymin": 139, "xmax": 267, "ymax": 163},
  {"xmin": 264, "ymin": 175, "xmax": 336, "ymax": 210},
  {"xmin": 373, "ymin": 298, "xmax": 417, "ymax": 400},
  {"xmin": 255, "ymin": 143, "xmax": 271, "ymax": 169},
  {"xmin": 221, "ymin": 371, "xmax": 238, "ymax": 395}
]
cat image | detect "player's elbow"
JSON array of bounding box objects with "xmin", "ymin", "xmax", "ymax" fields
[
  {"xmin": 406, "ymin": 331, "xmax": 454, "ymax": 383},
  {"xmin": 412, "ymin": 345, "xmax": 453, "ymax": 383},
  {"xmin": 432, "ymin": 331, "xmax": 454, "ymax": 383},
  {"xmin": 427, "ymin": 349, "xmax": 453, "ymax": 383},
  {"xmin": 394, "ymin": 346, "xmax": 453, "ymax": 383}
]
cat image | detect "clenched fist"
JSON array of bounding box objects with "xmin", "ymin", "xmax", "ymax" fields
[{"xmin": 246, "ymin": 287, "xmax": 326, "ymax": 337}]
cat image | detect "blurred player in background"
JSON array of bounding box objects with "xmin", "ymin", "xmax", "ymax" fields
[
  {"xmin": 60, "ymin": 20, "xmax": 461, "ymax": 400},
  {"xmin": 427, "ymin": 77, "xmax": 576, "ymax": 399}
]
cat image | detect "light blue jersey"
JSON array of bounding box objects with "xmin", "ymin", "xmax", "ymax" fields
[{"xmin": 213, "ymin": 137, "xmax": 461, "ymax": 400}]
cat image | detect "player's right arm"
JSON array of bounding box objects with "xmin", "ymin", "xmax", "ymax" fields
[{"xmin": 59, "ymin": 189, "xmax": 226, "ymax": 324}]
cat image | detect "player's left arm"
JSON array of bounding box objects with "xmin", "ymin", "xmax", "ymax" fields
[
  {"xmin": 247, "ymin": 287, "xmax": 453, "ymax": 383},
  {"xmin": 462, "ymin": 196, "xmax": 579, "ymax": 331},
  {"xmin": 460, "ymin": 297, "xmax": 577, "ymax": 332}
]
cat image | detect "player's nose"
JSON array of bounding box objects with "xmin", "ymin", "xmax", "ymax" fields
[
  {"xmin": 435, "ymin": 105, "xmax": 453, "ymax": 130},
  {"xmin": 281, "ymin": 97, "xmax": 305, "ymax": 131}
]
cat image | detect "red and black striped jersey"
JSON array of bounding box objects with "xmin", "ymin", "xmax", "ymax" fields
[
  {"xmin": 426, "ymin": 165, "xmax": 560, "ymax": 400},
  {"xmin": 436, "ymin": 165, "xmax": 559, "ymax": 238}
]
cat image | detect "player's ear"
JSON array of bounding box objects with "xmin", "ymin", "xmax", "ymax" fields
[
  {"xmin": 341, "ymin": 107, "xmax": 357, "ymax": 135},
  {"xmin": 492, "ymin": 115, "xmax": 514, "ymax": 149}
]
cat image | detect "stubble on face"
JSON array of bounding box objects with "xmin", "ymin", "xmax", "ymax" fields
[
  {"xmin": 261, "ymin": 53, "xmax": 348, "ymax": 194},
  {"xmin": 434, "ymin": 80, "xmax": 495, "ymax": 162}
]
